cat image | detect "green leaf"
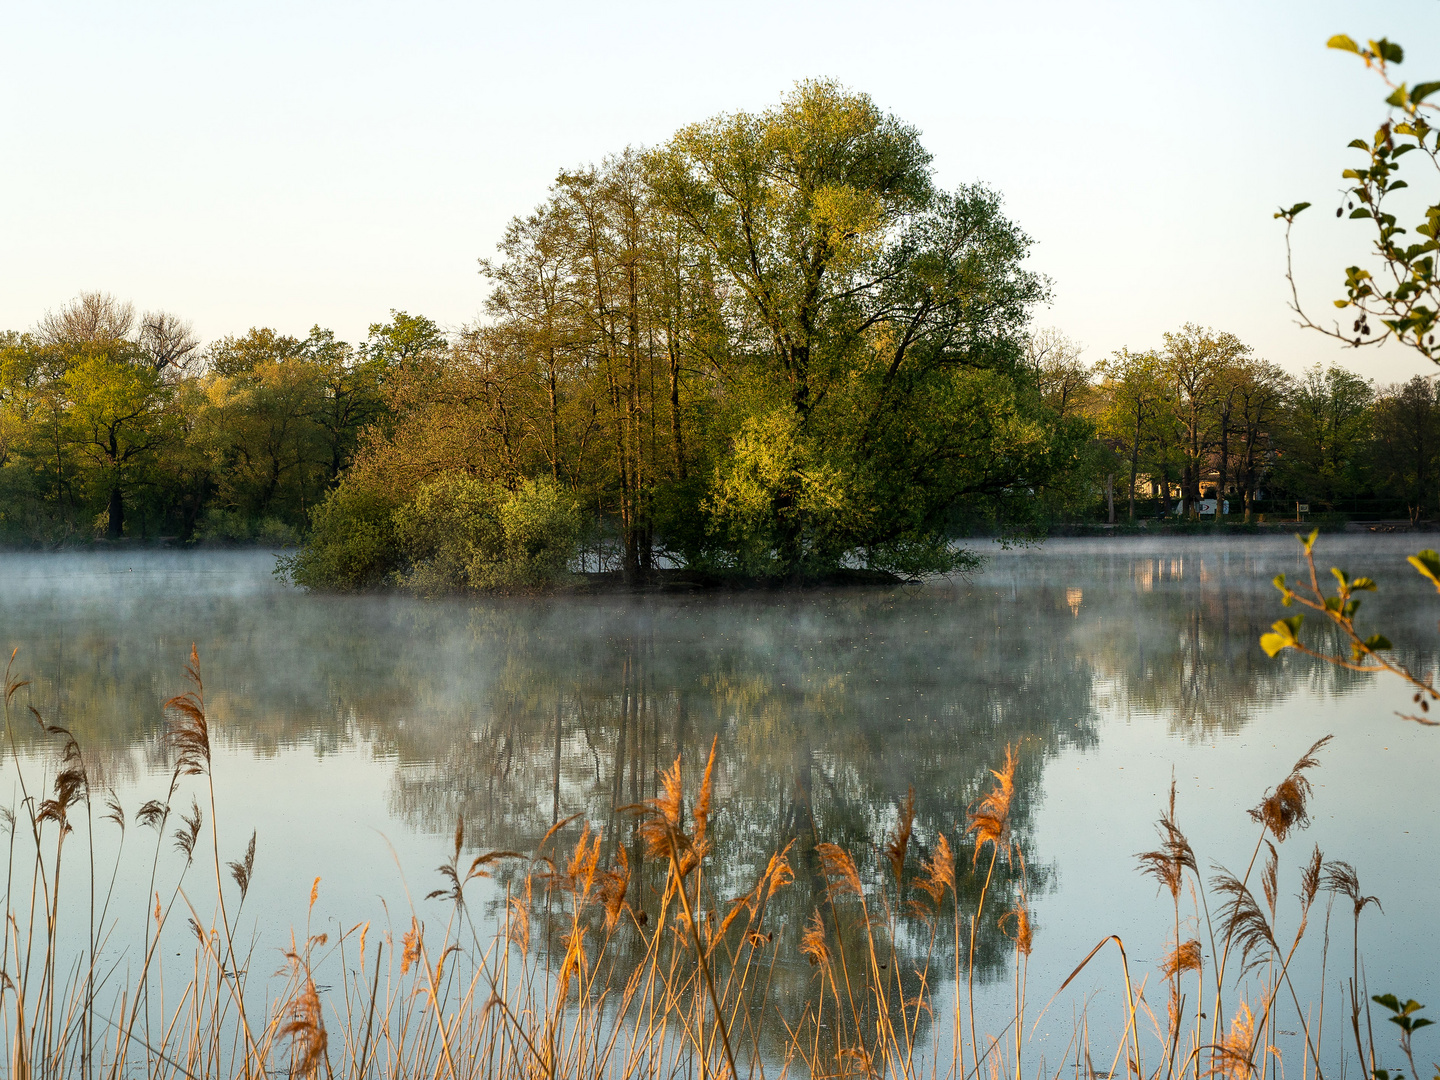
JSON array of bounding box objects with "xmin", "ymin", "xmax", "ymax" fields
[
  {"xmin": 1275, "ymin": 202, "xmax": 1311, "ymax": 219},
  {"xmin": 1387, "ymin": 85, "xmax": 1409, "ymax": 108},
  {"xmin": 1272, "ymin": 572, "xmax": 1295, "ymax": 605},
  {"xmin": 1351, "ymin": 208, "xmax": 1375, "ymax": 219},
  {"xmin": 1260, "ymin": 616, "xmax": 1304, "ymax": 658},
  {"xmin": 1349, "ymin": 138, "xmax": 1371, "ymax": 150},
  {"xmin": 1301, "ymin": 529, "xmax": 1320, "ymax": 552},
  {"xmin": 1412, "ymin": 81, "xmax": 1440, "ymax": 104},
  {"xmin": 1328, "ymin": 34, "xmax": 1360, "ymax": 54},
  {"xmin": 1408, "ymin": 549, "xmax": 1440, "ymax": 585},
  {"xmin": 1363, "ymin": 634, "xmax": 1392, "ymax": 651},
  {"xmin": 1350, "ymin": 577, "xmax": 1377, "ymax": 591},
  {"xmin": 1373, "ymin": 39, "xmax": 1404, "ymax": 64},
  {"xmin": 1374, "ymin": 993, "xmax": 1402, "ymax": 1013}
]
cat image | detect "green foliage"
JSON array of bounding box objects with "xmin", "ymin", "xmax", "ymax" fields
[
  {"xmin": 1282, "ymin": 32, "xmax": 1440, "ymax": 364},
  {"xmin": 1408, "ymin": 547, "xmax": 1440, "ymax": 585},
  {"xmin": 1272, "ymin": 364, "xmax": 1375, "ymax": 506},
  {"xmin": 703, "ymin": 409, "xmax": 846, "ymax": 578},
  {"xmin": 1259, "ymin": 615, "xmax": 1303, "ymax": 658},
  {"xmin": 0, "ymin": 304, "xmax": 408, "ymax": 543},
  {"xmin": 642, "ymin": 84, "xmax": 1055, "ymax": 573},
  {"xmin": 1370, "ymin": 994, "xmax": 1436, "ymax": 1080},
  {"xmin": 195, "ymin": 507, "xmax": 298, "ymax": 546},
  {"xmin": 1262, "ymin": 535, "xmax": 1440, "ymax": 721},
  {"xmin": 1374, "ymin": 995, "xmax": 1432, "ymax": 1037},
  {"xmin": 276, "ymin": 480, "xmax": 402, "ymax": 591},
  {"xmin": 1369, "ymin": 376, "xmax": 1440, "ymax": 517},
  {"xmin": 282, "ymin": 472, "xmax": 580, "ymax": 594},
  {"xmin": 393, "ymin": 474, "xmax": 580, "ymax": 594},
  {"xmin": 333, "ymin": 82, "xmax": 1063, "ymax": 582}
]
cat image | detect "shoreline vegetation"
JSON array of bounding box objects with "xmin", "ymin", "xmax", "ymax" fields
[
  {"xmin": 3, "ymin": 526, "xmax": 1435, "ymax": 600},
  {"xmin": 1, "ymin": 640, "xmax": 1429, "ymax": 1080},
  {"xmin": 7, "ymin": 84, "xmax": 1440, "ymax": 594}
]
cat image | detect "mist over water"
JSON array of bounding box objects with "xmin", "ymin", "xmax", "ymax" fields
[{"xmin": 1, "ymin": 537, "xmax": 1436, "ymax": 1063}]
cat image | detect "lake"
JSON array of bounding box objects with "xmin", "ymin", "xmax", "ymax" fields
[{"xmin": 1, "ymin": 535, "xmax": 1436, "ymax": 1071}]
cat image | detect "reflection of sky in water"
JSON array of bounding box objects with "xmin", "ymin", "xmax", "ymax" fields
[{"xmin": 1, "ymin": 537, "xmax": 1436, "ymax": 1064}]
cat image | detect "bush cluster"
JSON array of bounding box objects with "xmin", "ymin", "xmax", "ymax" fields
[{"xmin": 279, "ymin": 473, "xmax": 580, "ymax": 593}]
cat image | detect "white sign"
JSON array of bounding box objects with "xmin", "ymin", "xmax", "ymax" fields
[{"xmin": 1298, "ymin": 504, "xmax": 1310, "ymax": 513}]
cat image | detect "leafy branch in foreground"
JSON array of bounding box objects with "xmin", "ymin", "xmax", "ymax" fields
[
  {"xmin": 1371, "ymin": 993, "xmax": 1437, "ymax": 1080},
  {"xmin": 1260, "ymin": 530, "xmax": 1440, "ymax": 724},
  {"xmin": 1277, "ymin": 34, "xmax": 1440, "ymax": 363}
]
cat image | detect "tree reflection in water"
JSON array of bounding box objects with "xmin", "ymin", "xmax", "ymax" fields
[{"xmin": 0, "ymin": 538, "xmax": 1424, "ymax": 1045}]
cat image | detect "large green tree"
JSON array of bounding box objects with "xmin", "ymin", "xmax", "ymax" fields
[
  {"xmin": 301, "ymin": 83, "xmax": 1068, "ymax": 589},
  {"xmin": 1095, "ymin": 348, "xmax": 1172, "ymax": 519},
  {"xmin": 64, "ymin": 345, "xmax": 175, "ymax": 538},
  {"xmin": 646, "ymin": 80, "xmax": 1058, "ymax": 577},
  {"xmin": 1370, "ymin": 375, "xmax": 1440, "ymax": 518},
  {"xmin": 1271, "ymin": 363, "xmax": 1374, "ymax": 508},
  {"xmin": 1159, "ymin": 324, "xmax": 1251, "ymax": 518}
]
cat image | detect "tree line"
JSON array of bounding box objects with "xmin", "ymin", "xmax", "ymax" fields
[
  {"xmin": 3, "ymin": 81, "xmax": 1435, "ymax": 588},
  {"xmin": 0, "ymin": 291, "xmax": 439, "ymax": 545},
  {"xmin": 1029, "ymin": 323, "xmax": 1440, "ymax": 524}
]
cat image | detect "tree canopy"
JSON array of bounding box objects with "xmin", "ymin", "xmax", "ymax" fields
[
  {"xmin": 285, "ymin": 82, "xmax": 1079, "ymax": 588},
  {"xmin": 6, "ymin": 83, "xmax": 1435, "ymax": 585}
]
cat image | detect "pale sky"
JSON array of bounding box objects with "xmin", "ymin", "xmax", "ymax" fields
[{"xmin": 2, "ymin": 0, "xmax": 1437, "ymax": 385}]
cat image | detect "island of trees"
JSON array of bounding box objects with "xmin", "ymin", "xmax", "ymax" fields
[{"xmin": 2, "ymin": 82, "xmax": 1435, "ymax": 590}]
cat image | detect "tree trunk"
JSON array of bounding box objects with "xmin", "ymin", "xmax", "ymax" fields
[
  {"xmin": 1241, "ymin": 424, "xmax": 1257, "ymax": 524},
  {"xmin": 669, "ymin": 343, "xmax": 685, "ymax": 481},
  {"xmin": 1128, "ymin": 408, "xmax": 1140, "ymax": 520},
  {"xmin": 626, "ymin": 260, "xmax": 645, "ymax": 580},
  {"xmin": 107, "ymin": 485, "xmax": 124, "ymax": 540},
  {"xmin": 1106, "ymin": 473, "xmax": 1115, "ymax": 524},
  {"xmin": 548, "ymin": 352, "xmax": 561, "ymax": 482},
  {"xmin": 1216, "ymin": 409, "xmax": 1231, "ymax": 522}
]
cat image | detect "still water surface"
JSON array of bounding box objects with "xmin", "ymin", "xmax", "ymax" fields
[{"xmin": 1, "ymin": 537, "xmax": 1436, "ymax": 1063}]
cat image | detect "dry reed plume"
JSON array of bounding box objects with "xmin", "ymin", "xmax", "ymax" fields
[{"xmin": 0, "ymin": 648, "xmax": 1420, "ymax": 1080}]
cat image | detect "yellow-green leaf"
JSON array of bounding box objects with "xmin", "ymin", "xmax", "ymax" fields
[
  {"xmin": 1408, "ymin": 549, "xmax": 1440, "ymax": 587},
  {"xmin": 1260, "ymin": 616, "xmax": 1303, "ymax": 658},
  {"xmin": 1327, "ymin": 34, "xmax": 1360, "ymax": 54}
]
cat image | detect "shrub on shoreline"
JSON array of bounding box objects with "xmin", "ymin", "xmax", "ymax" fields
[{"xmin": 278, "ymin": 472, "xmax": 580, "ymax": 594}]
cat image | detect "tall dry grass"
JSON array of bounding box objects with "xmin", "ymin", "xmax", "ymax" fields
[{"xmin": 0, "ymin": 646, "xmax": 1419, "ymax": 1080}]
